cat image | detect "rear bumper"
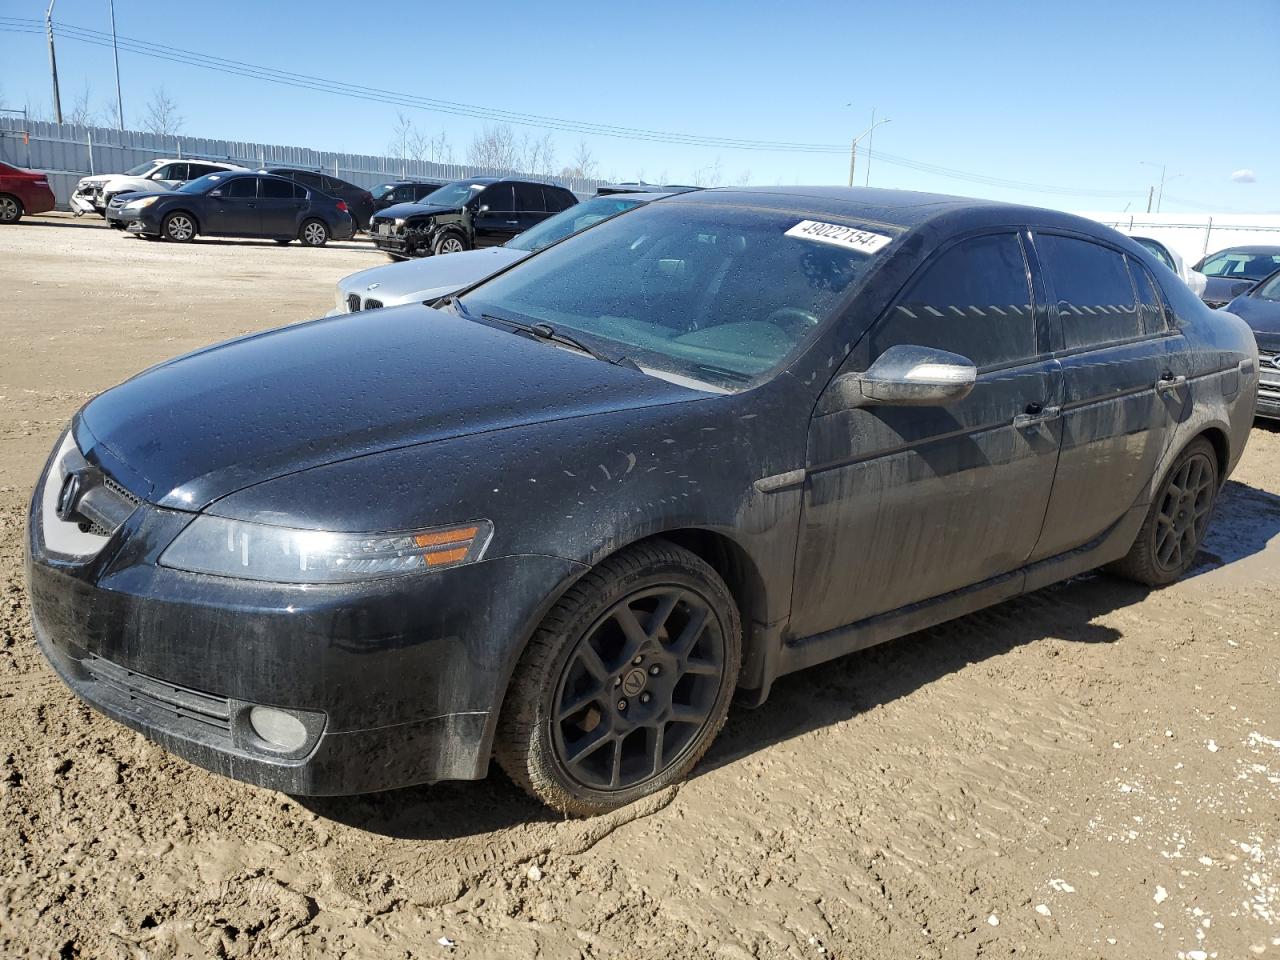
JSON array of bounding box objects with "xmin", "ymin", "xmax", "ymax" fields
[{"xmin": 21, "ymin": 187, "xmax": 55, "ymax": 216}]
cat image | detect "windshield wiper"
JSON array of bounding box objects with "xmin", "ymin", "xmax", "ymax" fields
[
  {"xmin": 481, "ymin": 312, "xmax": 640, "ymax": 370},
  {"xmin": 693, "ymin": 362, "xmax": 752, "ymax": 383},
  {"xmin": 437, "ymin": 293, "xmax": 476, "ymax": 320}
]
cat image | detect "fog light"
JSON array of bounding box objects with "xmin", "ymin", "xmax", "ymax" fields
[{"xmin": 248, "ymin": 706, "xmax": 309, "ymax": 752}]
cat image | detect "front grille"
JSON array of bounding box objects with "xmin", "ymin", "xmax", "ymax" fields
[
  {"xmin": 364, "ymin": 299, "xmax": 383, "ymax": 310},
  {"xmin": 346, "ymin": 293, "xmax": 361, "ymax": 312},
  {"xmin": 83, "ymin": 654, "xmax": 232, "ymax": 736}
]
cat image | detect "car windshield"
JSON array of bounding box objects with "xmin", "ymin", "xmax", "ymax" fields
[
  {"xmin": 177, "ymin": 173, "xmax": 226, "ymax": 194},
  {"xmin": 1199, "ymin": 249, "xmax": 1280, "ymax": 281},
  {"xmin": 123, "ymin": 160, "xmax": 164, "ymax": 177},
  {"xmin": 1135, "ymin": 238, "xmax": 1175, "ymax": 272},
  {"xmin": 460, "ymin": 202, "xmax": 893, "ymax": 389},
  {"xmin": 506, "ymin": 196, "xmax": 643, "ymax": 253},
  {"xmin": 421, "ymin": 181, "xmax": 485, "ymax": 207}
]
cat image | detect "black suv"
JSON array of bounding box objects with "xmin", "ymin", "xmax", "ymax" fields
[
  {"xmin": 371, "ymin": 179, "xmax": 447, "ymax": 215},
  {"xmin": 369, "ymin": 177, "xmax": 579, "ymax": 259},
  {"xmin": 260, "ymin": 168, "xmax": 375, "ymax": 231}
]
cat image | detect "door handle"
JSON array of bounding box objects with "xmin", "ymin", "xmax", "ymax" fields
[
  {"xmin": 506, "ymin": 220, "xmax": 520, "ymax": 225},
  {"xmin": 1012, "ymin": 404, "xmax": 1061, "ymax": 428},
  {"xmin": 247, "ymin": 202, "xmax": 257, "ymax": 208},
  {"xmin": 1156, "ymin": 373, "xmax": 1187, "ymax": 392}
]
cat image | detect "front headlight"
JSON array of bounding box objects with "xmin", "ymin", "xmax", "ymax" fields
[
  {"xmin": 159, "ymin": 516, "xmax": 493, "ymax": 583},
  {"xmin": 125, "ymin": 196, "xmax": 158, "ymax": 209}
]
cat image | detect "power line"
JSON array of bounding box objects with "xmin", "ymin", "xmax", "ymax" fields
[{"xmin": 1, "ymin": 17, "xmax": 1148, "ymax": 200}]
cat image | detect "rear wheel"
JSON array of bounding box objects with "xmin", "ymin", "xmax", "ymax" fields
[
  {"xmin": 1109, "ymin": 437, "xmax": 1218, "ymax": 586},
  {"xmin": 0, "ymin": 194, "xmax": 22, "ymax": 224},
  {"xmin": 433, "ymin": 232, "xmax": 467, "ymax": 256},
  {"xmin": 496, "ymin": 540, "xmax": 740, "ymax": 816},
  {"xmin": 162, "ymin": 212, "xmax": 196, "ymax": 242},
  {"xmin": 300, "ymin": 219, "xmax": 329, "ymax": 247}
]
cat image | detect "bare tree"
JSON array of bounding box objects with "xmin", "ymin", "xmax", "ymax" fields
[
  {"xmin": 388, "ymin": 111, "xmax": 414, "ymax": 160},
  {"xmin": 66, "ymin": 81, "xmax": 95, "ymax": 126},
  {"xmin": 389, "ymin": 113, "xmax": 454, "ymax": 166},
  {"xmin": 142, "ymin": 87, "xmax": 183, "ymax": 136},
  {"xmin": 558, "ymin": 139, "xmax": 598, "ymax": 180},
  {"xmin": 519, "ymin": 130, "xmax": 556, "ymax": 176},
  {"xmin": 692, "ymin": 157, "xmax": 723, "ymax": 188},
  {"xmin": 467, "ymin": 123, "xmax": 521, "ymax": 171},
  {"xmin": 736, "ymin": 169, "xmax": 753, "ymax": 186}
]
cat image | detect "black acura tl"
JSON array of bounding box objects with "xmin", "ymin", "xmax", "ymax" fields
[{"xmin": 27, "ymin": 187, "xmax": 1257, "ymax": 815}]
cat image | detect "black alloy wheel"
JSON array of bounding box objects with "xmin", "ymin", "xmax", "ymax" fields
[{"xmin": 497, "ymin": 540, "xmax": 740, "ymax": 816}]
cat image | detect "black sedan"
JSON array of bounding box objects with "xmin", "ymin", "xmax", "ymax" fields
[
  {"xmin": 105, "ymin": 171, "xmax": 355, "ymax": 245},
  {"xmin": 27, "ymin": 187, "xmax": 1257, "ymax": 816},
  {"xmin": 1224, "ymin": 268, "xmax": 1280, "ymax": 419},
  {"xmin": 1193, "ymin": 244, "xmax": 1280, "ymax": 308},
  {"xmin": 259, "ymin": 168, "xmax": 376, "ymax": 231}
]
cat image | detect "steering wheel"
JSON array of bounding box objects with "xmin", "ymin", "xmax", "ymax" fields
[{"xmin": 765, "ymin": 307, "xmax": 820, "ymax": 337}]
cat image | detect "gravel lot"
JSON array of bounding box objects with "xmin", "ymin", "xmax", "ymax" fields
[{"xmin": 1, "ymin": 213, "xmax": 1278, "ymax": 960}]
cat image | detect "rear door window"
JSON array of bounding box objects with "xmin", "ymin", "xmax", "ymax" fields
[
  {"xmin": 477, "ymin": 184, "xmax": 515, "ymax": 212},
  {"xmin": 321, "ymin": 176, "xmax": 347, "ymax": 194},
  {"xmin": 1037, "ymin": 234, "xmax": 1142, "ymax": 350},
  {"xmin": 153, "ymin": 163, "xmax": 185, "ymax": 181},
  {"xmin": 513, "ymin": 182, "xmax": 546, "ymax": 212},
  {"xmin": 260, "ymin": 178, "xmax": 294, "ymax": 199},
  {"xmin": 871, "ymin": 232, "xmax": 1036, "ymax": 368},
  {"xmin": 544, "ymin": 187, "xmax": 577, "ymax": 212}
]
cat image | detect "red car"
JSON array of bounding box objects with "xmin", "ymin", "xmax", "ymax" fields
[{"xmin": 0, "ymin": 161, "xmax": 56, "ymax": 223}]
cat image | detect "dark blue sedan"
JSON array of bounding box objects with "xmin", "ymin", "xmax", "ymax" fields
[
  {"xmin": 1225, "ymin": 268, "xmax": 1280, "ymax": 419},
  {"xmin": 105, "ymin": 170, "xmax": 355, "ymax": 246}
]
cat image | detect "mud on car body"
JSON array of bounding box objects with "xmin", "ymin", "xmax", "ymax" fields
[
  {"xmin": 368, "ymin": 177, "xmax": 578, "ymax": 259},
  {"xmin": 27, "ymin": 187, "xmax": 1257, "ymax": 816}
]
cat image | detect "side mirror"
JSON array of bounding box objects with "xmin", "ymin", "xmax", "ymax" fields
[
  {"xmin": 829, "ymin": 344, "xmax": 976, "ymax": 410},
  {"xmin": 477, "ymin": 204, "xmax": 490, "ymax": 214},
  {"xmin": 209, "ymin": 188, "xmax": 223, "ymax": 198}
]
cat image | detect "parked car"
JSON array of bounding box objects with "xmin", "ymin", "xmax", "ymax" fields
[
  {"xmin": 335, "ymin": 192, "xmax": 667, "ymax": 313},
  {"xmin": 260, "ymin": 168, "xmax": 376, "ymax": 231},
  {"xmin": 596, "ymin": 182, "xmax": 699, "ymax": 195},
  {"xmin": 368, "ymin": 177, "xmax": 579, "ymax": 259},
  {"xmin": 27, "ymin": 187, "xmax": 1257, "ymax": 816},
  {"xmin": 0, "ymin": 161, "xmax": 55, "ymax": 223},
  {"xmin": 1192, "ymin": 245, "xmax": 1280, "ymax": 308},
  {"xmin": 371, "ymin": 179, "xmax": 447, "ymax": 215},
  {"xmin": 1128, "ymin": 235, "xmax": 1208, "ymax": 299},
  {"xmin": 104, "ymin": 170, "xmax": 354, "ymax": 245},
  {"xmin": 1224, "ymin": 267, "xmax": 1280, "ymax": 419},
  {"xmin": 71, "ymin": 159, "xmax": 244, "ymax": 218}
]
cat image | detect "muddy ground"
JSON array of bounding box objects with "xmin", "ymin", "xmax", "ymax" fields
[{"xmin": 0, "ymin": 213, "xmax": 1277, "ymax": 960}]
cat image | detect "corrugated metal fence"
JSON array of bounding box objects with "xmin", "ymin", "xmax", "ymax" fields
[{"xmin": 0, "ymin": 117, "xmax": 609, "ymax": 208}]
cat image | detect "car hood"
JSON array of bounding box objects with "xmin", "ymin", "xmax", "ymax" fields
[
  {"xmin": 1225, "ymin": 293, "xmax": 1280, "ymax": 338},
  {"xmin": 338, "ymin": 247, "xmax": 528, "ymax": 306},
  {"xmin": 107, "ymin": 189, "xmax": 172, "ymax": 204},
  {"xmin": 374, "ymin": 201, "xmax": 461, "ymax": 221},
  {"xmin": 76, "ymin": 305, "xmax": 700, "ymax": 510}
]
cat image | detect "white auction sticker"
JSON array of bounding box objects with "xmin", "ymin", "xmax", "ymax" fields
[{"xmin": 785, "ymin": 220, "xmax": 893, "ymax": 254}]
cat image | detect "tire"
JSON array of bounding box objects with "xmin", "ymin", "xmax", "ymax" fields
[
  {"xmin": 385, "ymin": 253, "xmax": 408, "ymax": 262},
  {"xmin": 140, "ymin": 234, "xmax": 161, "ymax": 241},
  {"xmin": 299, "ymin": 219, "xmax": 329, "ymax": 247},
  {"xmin": 496, "ymin": 539, "xmax": 741, "ymax": 816},
  {"xmin": 1108, "ymin": 437, "xmax": 1219, "ymax": 586},
  {"xmin": 162, "ymin": 212, "xmax": 196, "ymax": 243},
  {"xmin": 0, "ymin": 194, "xmax": 22, "ymax": 224},
  {"xmin": 433, "ymin": 232, "xmax": 467, "ymax": 256},
  {"xmin": 109, "ymin": 220, "xmax": 126, "ymax": 231}
]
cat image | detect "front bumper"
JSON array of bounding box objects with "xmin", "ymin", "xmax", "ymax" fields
[
  {"xmin": 25, "ymin": 441, "xmax": 584, "ymax": 794},
  {"xmin": 70, "ymin": 191, "xmax": 103, "ymax": 215},
  {"xmin": 1257, "ymin": 353, "xmax": 1280, "ymax": 419}
]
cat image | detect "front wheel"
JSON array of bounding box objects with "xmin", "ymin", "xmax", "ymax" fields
[
  {"xmin": 0, "ymin": 194, "xmax": 23, "ymax": 224},
  {"xmin": 1108, "ymin": 437, "xmax": 1218, "ymax": 586},
  {"xmin": 299, "ymin": 219, "xmax": 329, "ymax": 247},
  {"xmin": 162, "ymin": 212, "xmax": 196, "ymax": 242},
  {"xmin": 496, "ymin": 540, "xmax": 741, "ymax": 816},
  {"xmin": 433, "ymin": 232, "xmax": 467, "ymax": 256}
]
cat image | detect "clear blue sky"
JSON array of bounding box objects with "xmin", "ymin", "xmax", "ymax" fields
[{"xmin": 1, "ymin": 0, "xmax": 1277, "ymax": 213}]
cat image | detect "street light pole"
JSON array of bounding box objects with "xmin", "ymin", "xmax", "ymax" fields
[
  {"xmin": 109, "ymin": 0, "xmax": 124, "ymax": 130},
  {"xmin": 45, "ymin": 0, "xmax": 63, "ymax": 124},
  {"xmin": 846, "ymin": 114, "xmax": 891, "ymax": 187}
]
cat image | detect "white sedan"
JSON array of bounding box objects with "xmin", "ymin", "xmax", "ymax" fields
[
  {"xmin": 333, "ymin": 193, "xmax": 667, "ymax": 314},
  {"xmin": 1128, "ymin": 235, "xmax": 1208, "ymax": 299}
]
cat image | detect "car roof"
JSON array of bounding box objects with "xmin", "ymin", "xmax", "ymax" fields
[
  {"xmin": 1204, "ymin": 244, "xmax": 1280, "ymax": 255},
  {"xmin": 663, "ymin": 185, "xmax": 1142, "ymax": 239}
]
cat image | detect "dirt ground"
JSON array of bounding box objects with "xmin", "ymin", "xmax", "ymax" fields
[{"xmin": 1, "ymin": 212, "xmax": 1278, "ymax": 960}]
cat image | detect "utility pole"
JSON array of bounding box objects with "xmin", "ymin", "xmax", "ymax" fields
[
  {"xmin": 45, "ymin": 0, "xmax": 63, "ymax": 124},
  {"xmin": 109, "ymin": 0, "xmax": 124, "ymax": 130},
  {"xmin": 846, "ymin": 113, "xmax": 891, "ymax": 188},
  {"xmin": 1146, "ymin": 186, "xmax": 1154, "ymax": 214},
  {"xmin": 865, "ymin": 107, "xmax": 876, "ymax": 187}
]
